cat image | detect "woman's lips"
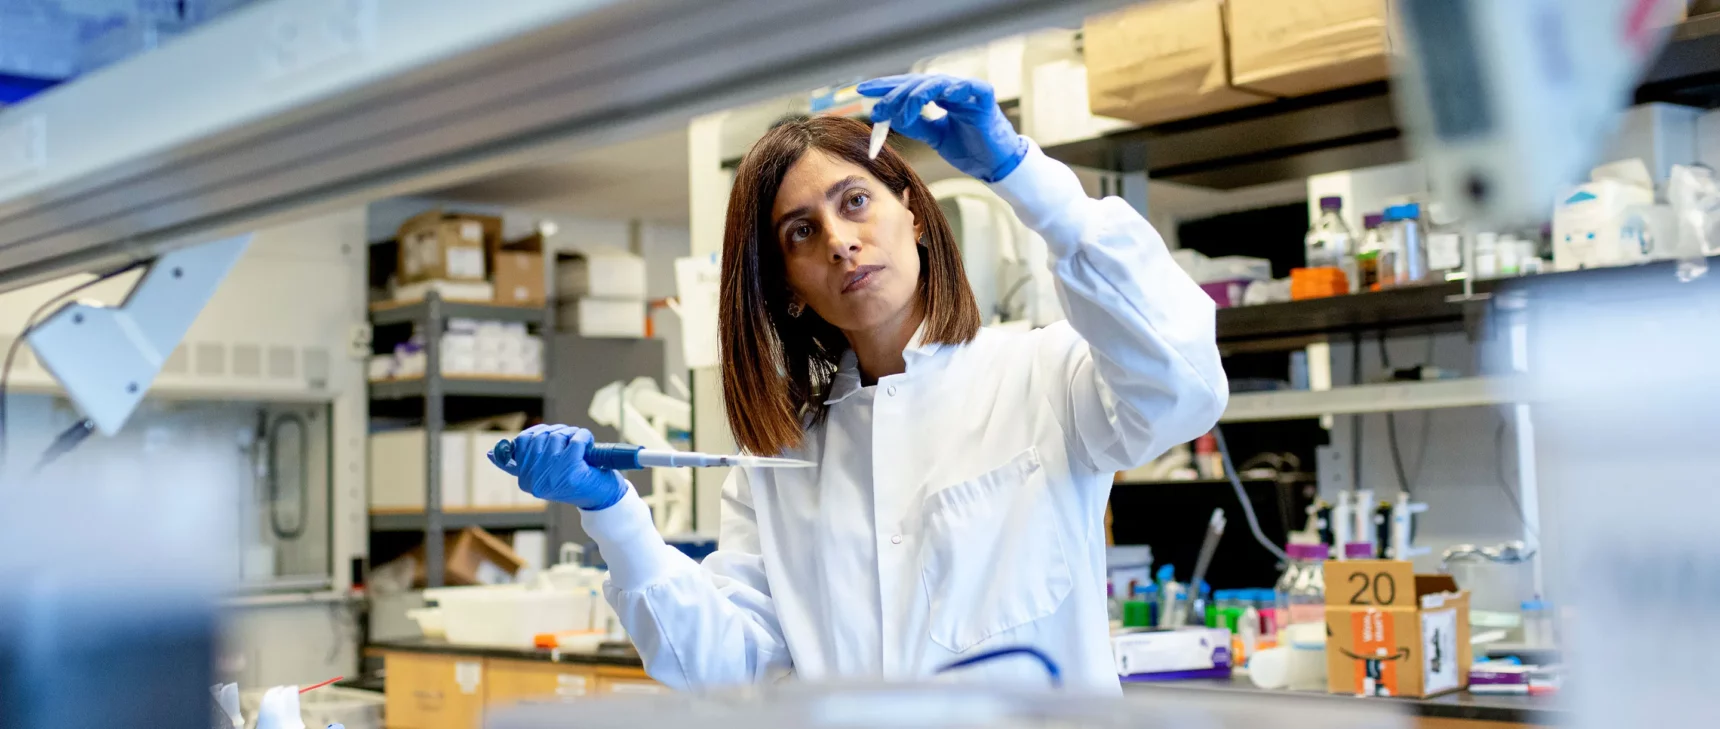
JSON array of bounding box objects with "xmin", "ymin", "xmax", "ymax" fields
[{"xmin": 842, "ymin": 264, "xmax": 884, "ymax": 294}]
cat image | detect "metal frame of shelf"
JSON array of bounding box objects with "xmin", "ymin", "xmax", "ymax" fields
[
  {"xmin": 370, "ymin": 509, "xmax": 549, "ymax": 532},
  {"xmin": 1220, "ymin": 376, "xmax": 1516, "ymax": 423},
  {"xmin": 369, "ymin": 291, "xmax": 556, "ymax": 587}
]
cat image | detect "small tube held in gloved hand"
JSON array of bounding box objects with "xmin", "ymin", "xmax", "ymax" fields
[{"xmin": 868, "ymin": 120, "xmax": 890, "ymax": 160}]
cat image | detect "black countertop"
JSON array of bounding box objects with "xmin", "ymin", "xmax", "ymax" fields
[
  {"xmin": 370, "ymin": 638, "xmax": 644, "ymax": 667},
  {"xmin": 1123, "ymin": 675, "xmax": 1563, "ymax": 726},
  {"xmin": 372, "ymin": 640, "xmax": 1558, "ymax": 724}
]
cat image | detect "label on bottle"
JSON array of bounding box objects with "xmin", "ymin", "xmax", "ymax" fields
[{"xmin": 1428, "ymin": 232, "xmax": 1463, "ymax": 270}]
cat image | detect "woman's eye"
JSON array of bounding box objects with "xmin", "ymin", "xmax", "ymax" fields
[
  {"xmin": 846, "ymin": 192, "xmax": 869, "ymax": 210},
  {"xmin": 790, "ymin": 224, "xmax": 813, "ymax": 242}
]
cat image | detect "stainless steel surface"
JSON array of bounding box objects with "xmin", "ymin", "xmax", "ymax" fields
[{"xmin": 0, "ymin": 0, "xmax": 1130, "ymax": 291}]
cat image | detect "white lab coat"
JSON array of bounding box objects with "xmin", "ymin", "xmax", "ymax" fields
[{"xmin": 580, "ymin": 142, "xmax": 1228, "ymax": 693}]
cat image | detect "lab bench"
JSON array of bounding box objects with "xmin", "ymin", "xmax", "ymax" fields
[
  {"xmin": 373, "ymin": 638, "xmax": 1556, "ymax": 729},
  {"xmin": 1123, "ymin": 675, "xmax": 1562, "ymax": 729},
  {"xmin": 367, "ymin": 638, "xmax": 659, "ymax": 729}
]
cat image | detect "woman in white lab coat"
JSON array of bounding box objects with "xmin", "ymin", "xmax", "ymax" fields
[{"xmin": 493, "ymin": 74, "xmax": 1228, "ymax": 692}]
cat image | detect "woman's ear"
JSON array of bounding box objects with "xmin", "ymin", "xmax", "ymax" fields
[{"xmin": 900, "ymin": 188, "xmax": 926, "ymax": 245}]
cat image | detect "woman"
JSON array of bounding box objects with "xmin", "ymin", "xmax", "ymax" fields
[{"xmin": 492, "ymin": 74, "xmax": 1227, "ymax": 692}]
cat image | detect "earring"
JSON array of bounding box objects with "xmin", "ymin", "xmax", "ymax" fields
[{"xmin": 787, "ymin": 301, "xmax": 804, "ymax": 318}]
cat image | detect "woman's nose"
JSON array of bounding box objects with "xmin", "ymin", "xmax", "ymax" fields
[{"xmin": 825, "ymin": 223, "xmax": 862, "ymax": 263}]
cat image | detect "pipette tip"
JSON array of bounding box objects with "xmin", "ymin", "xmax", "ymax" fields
[{"xmin": 868, "ymin": 120, "xmax": 890, "ymax": 160}]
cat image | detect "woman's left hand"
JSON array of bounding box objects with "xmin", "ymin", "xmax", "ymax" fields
[{"xmin": 857, "ymin": 73, "xmax": 1028, "ymax": 183}]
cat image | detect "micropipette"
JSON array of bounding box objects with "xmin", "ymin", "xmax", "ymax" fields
[
  {"xmin": 491, "ymin": 439, "xmax": 814, "ymax": 471},
  {"xmin": 868, "ymin": 120, "xmax": 890, "ymax": 159}
]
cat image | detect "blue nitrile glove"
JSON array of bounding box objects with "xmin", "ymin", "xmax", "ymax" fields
[
  {"xmin": 487, "ymin": 424, "xmax": 628, "ymax": 510},
  {"xmin": 857, "ymin": 73, "xmax": 1029, "ymax": 183}
]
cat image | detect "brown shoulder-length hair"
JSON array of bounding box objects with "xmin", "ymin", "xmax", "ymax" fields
[{"xmin": 719, "ymin": 115, "xmax": 980, "ymax": 455}]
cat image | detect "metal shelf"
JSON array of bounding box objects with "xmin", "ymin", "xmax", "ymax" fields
[
  {"xmin": 1220, "ymin": 376, "xmax": 1516, "ymax": 423},
  {"xmin": 1216, "ymin": 280, "xmax": 1488, "ymax": 348},
  {"xmin": 369, "ymin": 376, "xmax": 545, "ymax": 400},
  {"xmin": 369, "ymin": 299, "xmax": 546, "ymax": 327},
  {"xmin": 370, "ymin": 509, "xmax": 548, "ymax": 532}
]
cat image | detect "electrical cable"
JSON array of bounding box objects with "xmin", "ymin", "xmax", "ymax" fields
[
  {"xmin": 1492, "ymin": 414, "xmax": 1539, "ymax": 540},
  {"xmin": 1212, "ymin": 426, "xmax": 1291, "ymax": 564},
  {"xmin": 0, "ymin": 262, "xmax": 146, "ymax": 473},
  {"xmin": 1374, "ymin": 333, "xmax": 1436, "ymax": 496},
  {"xmin": 32, "ymin": 419, "xmax": 95, "ymax": 474},
  {"xmin": 268, "ymin": 411, "xmax": 309, "ymax": 541},
  {"xmin": 934, "ymin": 646, "xmax": 1062, "ymax": 687}
]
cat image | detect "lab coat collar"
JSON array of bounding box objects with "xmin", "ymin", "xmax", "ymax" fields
[{"xmin": 822, "ymin": 321, "xmax": 940, "ymax": 405}]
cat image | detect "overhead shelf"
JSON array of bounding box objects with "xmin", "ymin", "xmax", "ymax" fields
[
  {"xmin": 369, "ymin": 299, "xmax": 546, "ymax": 326},
  {"xmin": 1220, "ymin": 376, "xmax": 1516, "ymax": 423},
  {"xmin": 370, "ymin": 508, "xmax": 548, "ymax": 532},
  {"xmin": 1042, "ymin": 14, "xmax": 1720, "ymax": 186},
  {"xmin": 1216, "ymin": 280, "xmax": 1486, "ymax": 347},
  {"xmin": 369, "ymin": 376, "xmax": 545, "ymax": 400}
]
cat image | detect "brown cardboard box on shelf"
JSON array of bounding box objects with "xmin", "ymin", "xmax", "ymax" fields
[
  {"xmin": 492, "ymin": 232, "xmax": 546, "ymax": 307},
  {"xmin": 409, "ymin": 526, "xmax": 529, "ymax": 587},
  {"xmin": 1084, "ymin": 0, "xmax": 1273, "ymax": 127},
  {"xmin": 1323, "ymin": 559, "xmax": 1471, "ymax": 699},
  {"xmin": 1227, "ymin": 0, "xmax": 1392, "ymax": 98},
  {"xmin": 396, "ymin": 209, "xmax": 503, "ymax": 284}
]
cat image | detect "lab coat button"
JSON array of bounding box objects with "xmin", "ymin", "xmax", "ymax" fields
[
  {"xmin": 887, "ymin": 386, "xmax": 898, "ymax": 396},
  {"xmin": 890, "ymin": 534, "xmax": 902, "ymax": 544}
]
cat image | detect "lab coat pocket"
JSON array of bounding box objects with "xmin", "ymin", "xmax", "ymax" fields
[{"xmin": 919, "ymin": 447, "xmax": 1072, "ymax": 653}]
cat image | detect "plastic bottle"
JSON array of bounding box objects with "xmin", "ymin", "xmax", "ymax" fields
[
  {"xmin": 1356, "ymin": 213, "xmax": 1385, "ymax": 291},
  {"xmin": 1278, "ymin": 543, "xmax": 1328, "ymax": 627},
  {"xmin": 1521, "ymin": 598, "xmax": 1555, "ymax": 648},
  {"xmin": 1473, "ymin": 232, "xmax": 1500, "ymax": 278},
  {"xmin": 1238, "ymin": 603, "xmax": 1262, "ymax": 660},
  {"xmin": 1425, "ymin": 202, "xmax": 1464, "ymax": 279},
  {"xmin": 1305, "ymin": 196, "xmax": 1357, "ymax": 289},
  {"xmin": 1381, "ymin": 203, "xmax": 1427, "ymax": 286},
  {"xmin": 1255, "ymin": 589, "xmax": 1281, "ymax": 640},
  {"xmin": 1107, "ymin": 584, "xmax": 1123, "ymax": 625}
]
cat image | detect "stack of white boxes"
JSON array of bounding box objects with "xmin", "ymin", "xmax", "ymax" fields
[
  {"xmin": 367, "ymin": 318, "xmax": 544, "ymax": 381},
  {"xmin": 369, "ymin": 428, "xmax": 548, "ymax": 511},
  {"xmin": 442, "ymin": 318, "xmax": 544, "ymax": 378},
  {"xmin": 555, "ymin": 250, "xmax": 647, "ymax": 338}
]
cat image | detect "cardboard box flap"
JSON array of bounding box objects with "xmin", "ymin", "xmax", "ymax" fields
[{"xmin": 1415, "ymin": 574, "xmax": 1460, "ymax": 599}]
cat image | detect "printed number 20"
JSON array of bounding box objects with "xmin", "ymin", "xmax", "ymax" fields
[{"xmin": 1347, "ymin": 572, "xmax": 1398, "ymax": 605}]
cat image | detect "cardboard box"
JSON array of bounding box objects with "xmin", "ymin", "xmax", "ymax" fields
[
  {"xmin": 1323, "ymin": 560, "xmax": 1471, "ymax": 698},
  {"xmin": 1083, "ymin": 0, "xmax": 1273, "ymax": 127},
  {"xmin": 493, "ymin": 252, "xmax": 546, "ymax": 306},
  {"xmin": 412, "ymin": 526, "xmax": 528, "ymax": 586},
  {"xmin": 396, "ymin": 210, "xmax": 500, "ymax": 284},
  {"xmin": 1113, "ymin": 627, "xmax": 1233, "ymax": 680},
  {"xmin": 1227, "ymin": 0, "xmax": 1392, "ymax": 98}
]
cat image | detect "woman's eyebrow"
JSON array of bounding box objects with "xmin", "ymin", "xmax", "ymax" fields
[{"xmin": 773, "ymin": 176, "xmax": 868, "ymax": 230}]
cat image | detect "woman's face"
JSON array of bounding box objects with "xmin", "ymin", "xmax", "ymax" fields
[{"xmin": 770, "ymin": 150, "xmax": 923, "ymax": 334}]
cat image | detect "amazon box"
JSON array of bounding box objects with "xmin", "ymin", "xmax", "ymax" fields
[
  {"xmin": 1083, "ymin": 0, "xmax": 1273, "ymax": 127},
  {"xmin": 1227, "ymin": 0, "xmax": 1393, "ymax": 98},
  {"xmin": 1324, "ymin": 559, "xmax": 1470, "ymax": 698},
  {"xmin": 396, "ymin": 209, "xmax": 502, "ymax": 284}
]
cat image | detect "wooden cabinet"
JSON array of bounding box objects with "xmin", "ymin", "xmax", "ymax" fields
[
  {"xmin": 383, "ymin": 652, "xmax": 486, "ymax": 729},
  {"xmin": 382, "ymin": 652, "xmax": 664, "ymax": 727},
  {"xmin": 486, "ymin": 659, "xmax": 596, "ymax": 708},
  {"xmin": 595, "ymin": 666, "xmax": 667, "ymax": 695}
]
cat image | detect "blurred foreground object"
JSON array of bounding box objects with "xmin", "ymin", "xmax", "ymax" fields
[
  {"xmin": 486, "ymin": 682, "xmax": 1406, "ymax": 729},
  {"xmin": 1393, "ymin": 0, "xmax": 1685, "ymax": 226},
  {"xmin": 1514, "ymin": 260, "xmax": 1720, "ymax": 729}
]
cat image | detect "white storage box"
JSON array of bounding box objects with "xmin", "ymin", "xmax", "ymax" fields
[
  {"xmin": 469, "ymin": 434, "xmax": 522, "ymax": 507},
  {"xmin": 240, "ymin": 686, "xmax": 384, "ymax": 729},
  {"xmin": 369, "ymin": 430, "xmax": 471, "ymax": 509},
  {"xmin": 437, "ymin": 586, "xmax": 586, "ymax": 647},
  {"xmin": 558, "ymin": 298, "xmax": 646, "ymax": 338},
  {"xmin": 1112, "ymin": 627, "xmax": 1233, "ymax": 679},
  {"xmin": 555, "ymin": 250, "xmax": 647, "ymax": 299}
]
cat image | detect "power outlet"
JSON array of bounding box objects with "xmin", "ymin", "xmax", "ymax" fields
[{"xmin": 263, "ymin": 0, "xmax": 376, "ymax": 80}]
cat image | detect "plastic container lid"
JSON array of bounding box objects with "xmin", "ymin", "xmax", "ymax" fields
[
  {"xmin": 1521, "ymin": 599, "xmax": 1551, "ymax": 612},
  {"xmin": 1285, "ymin": 543, "xmax": 1328, "ymax": 560},
  {"xmin": 1363, "ymin": 213, "xmax": 1384, "ymax": 228},
  {"xmin": 1344, "ymin": 542, "xmax": 1377, "ymax": 559},
  {"xmin": 1319, "ymin": 196, "xmax": 1343, "ymax": 211},
  {"xmin": 1384, "ymin": 203, "xmax": 1422, "ymax": 221},
  {"xmin": 1135, "ymin": 583, "xmax": 1159, "ymax": 597}
]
